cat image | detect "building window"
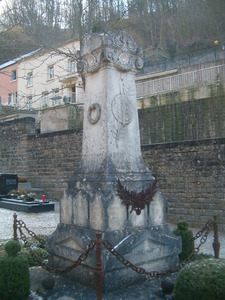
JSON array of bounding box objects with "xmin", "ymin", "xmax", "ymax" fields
[
  {"xmin": 27, "ymin": 96, "xmax": 32, "ymax": 110},
  {"xmin": 12, "ymin": 70, "xmax": 16, "ymax": 81},
  {"xmin": 68, "ymin": 59, "xmax": 76, "ymax": 74},
  {"xmin": 47, "ymin": 65, "xmax": 54, "ymax": 79},
  {"xmin": 27, "ymin": 72, "xmax": 33, "ymax": 86},
  {"xmin": 52, "ymin": 89, "xmax": 60, "ymax": 106},
  {"xmin": 8, "ymin": 93, "xmax": 16, "ymax": 106},
  {"xmin": 41, "ymin": 92, "xmax": 48, "ymax": 108}
]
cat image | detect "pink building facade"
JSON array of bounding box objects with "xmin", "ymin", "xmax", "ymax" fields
[{"xmin": 0, "ymin": 61, "xmax": 18, "ymax": 106}]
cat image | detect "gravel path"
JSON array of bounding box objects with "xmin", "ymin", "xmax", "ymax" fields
[{"xmin": 0, "ymin": 207, "xmax": 60, "ymax": 240}]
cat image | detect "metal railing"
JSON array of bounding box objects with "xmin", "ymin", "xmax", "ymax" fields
[
  {"xmin": 141, "ymin": 48, "xmax": 225, "ymax": 75},
  {"xmin": 136, "ymin": 64, "xmax": 225, "ymax": 98}
]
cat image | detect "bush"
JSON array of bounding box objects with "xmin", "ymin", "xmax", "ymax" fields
[
  {"xmin": 21, "ymin": 247, "xmax": 49, "ymax": 267},
  {"xmin": 173, "ymin": 220, "xmax": 194, "ymax": 261},
  {"xmin": 4, "ymin": 240, "xmax": 21, "ymax": 257},
  {"xmin": 174, "ymin": 258, "xmax": 225, "ymax": 300},
  {"xmin": 36, "ymin": 235, "xmax": 46, "ymax": 249},
  {"xmin": 18, "ymin": 235, "xmax": 48, "ymax": 267},
  {"xmin": 0, "ymin": 240, "xmax": 30, "ymax": 300}
]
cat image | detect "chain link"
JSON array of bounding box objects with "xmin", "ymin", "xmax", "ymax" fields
[
  {"xmin": 103, "ymin": 240, "xmax": 161, "ymax": 278},
  {"xmin": 52, "ymin": 240, "xmax": 96, "ymax": 275},
  {"xmin": 193, "ymin": 221, "xmax": 213, "ymax": 241},
  {"xmin": 16, "ymin": 219, "xmax": 45, "ymax": 243},
  {"xmin": 182, "ymin": 220, "xmax": 214, "ymax": 248}
]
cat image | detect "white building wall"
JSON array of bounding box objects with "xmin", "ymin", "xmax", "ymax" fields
[{"xmin": 17, "ymin": 41, "xmax": 84, "ymax": 110}]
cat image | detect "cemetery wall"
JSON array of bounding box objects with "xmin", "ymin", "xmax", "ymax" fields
[
  {"xmin": 0, "ymin": 117, "xmax": 225, "ymax": 231},
  {"xmin": 142, "ymin": 139, "xmax": 225, "ymax": 231},
  {"xmin": 0, "ymin": 118, "xmax": 35, "ymax": 176},
  {"xmin": 26, "ymin": 128, "xmax": 82, "ymax": 200}
]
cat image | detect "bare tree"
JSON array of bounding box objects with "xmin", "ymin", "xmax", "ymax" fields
[{"xmin": 1, "ymin": 0, "xmax": 225, "ymax": 66}]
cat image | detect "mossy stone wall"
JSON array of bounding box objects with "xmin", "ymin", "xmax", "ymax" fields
[{"xmin": 138, "ymin": 95, "xmax": 225, "ymax": 145}]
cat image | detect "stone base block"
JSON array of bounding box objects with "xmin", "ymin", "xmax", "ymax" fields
[{"xmin": 46, "ymin": 224, "xmax": 181, "ymax": 291}]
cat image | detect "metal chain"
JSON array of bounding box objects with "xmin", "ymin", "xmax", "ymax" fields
[
  {"xmin": 52, "ymin": 239, "xmax": 96, "ymax": 275},
  {"xmin": 15, "ymin": 216, "xmax": 215, "ymax": 278},
  {"xmin": 178, "ymin": 220, "xmax": 214, "ymax": 268},
  {"xmin": 192, "ymin": 220, "xmax": 214, "ymax": 241},
  {"xmin": 182, "ymin": 220, "xmax": 214, "ymax": 247},
  {"xmin": 17, "ymin": 224, "xmax": 96, "ymax": 275},
  {"xmin": 16, "ymin": 219, "xmax": 45, "ymax": 243},
  {"xmin": 103, "ymin": 220, "xmax": 214, "ymax": 278},
  {"xmin": 103, "ymin": 239, "xmax": 172, "ymax": 278}
]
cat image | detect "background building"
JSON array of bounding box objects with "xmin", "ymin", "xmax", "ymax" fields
[
  {"xmin": 17, "ymin": 40, "xmax": 84, "ymax": 111},
  {"xmin": 0, "ymin": 60, "xmax": 18, "ymax": 107}
]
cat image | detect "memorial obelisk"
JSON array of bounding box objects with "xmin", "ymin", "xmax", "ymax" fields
[{"xmin": 47, "ymin": 31, "xmax": 181, "ymax": 291}]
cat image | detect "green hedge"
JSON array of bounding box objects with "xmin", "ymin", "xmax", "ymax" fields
[{"xmin": 174, "ymin": 258, "xmax": 225, "ymax": 300}]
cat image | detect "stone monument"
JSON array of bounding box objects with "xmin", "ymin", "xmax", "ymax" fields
[{"xmin": 46, "ymin": 31, "xmax": 181, "ymax": 291}]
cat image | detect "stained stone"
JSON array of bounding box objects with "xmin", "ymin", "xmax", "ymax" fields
[{"xmin": 46, "ymin": 31, "xmax": 181, "ymax": 291}]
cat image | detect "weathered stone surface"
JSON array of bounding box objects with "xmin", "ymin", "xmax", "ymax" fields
[
  {"xmin": 47, "ymin": 223, "xmax": 181, "ymax": 291},
  {"xmin": 46, "ymin": 31, "xmax": 181, "ymax": 291},
  {"xmin": 150, "ymin": 192, "xmax": 167, "ymax": 226}
]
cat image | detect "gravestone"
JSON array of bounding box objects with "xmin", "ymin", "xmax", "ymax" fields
[
  {"xmin": 46, "ymin": 31, "xmax": 181, "ymax": 291},
  {"xmin": 0, "ymin": 173, "xmax": 18, "ymax": 196}
]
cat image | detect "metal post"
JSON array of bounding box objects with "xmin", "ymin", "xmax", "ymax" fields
[
  {"xmin": 212, "ymin": 215, "xmax": 220, "ymax": 259},
  {"xmin": 13, "ymin": 213, "xmax": 18, "ymax": 241},
  {"xmin": 94, "ymin": 231, "xmax": 104, "ymax": 300}
]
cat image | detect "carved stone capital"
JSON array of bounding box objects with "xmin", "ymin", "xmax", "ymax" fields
[{"xmin": 79, "ymin": 31, "xmax": 143, "ymax": 74}]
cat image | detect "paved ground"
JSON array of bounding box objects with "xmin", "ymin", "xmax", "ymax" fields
[{"xmin": 0, "ymin": 205, "xmax": 224, "ymax": 299}]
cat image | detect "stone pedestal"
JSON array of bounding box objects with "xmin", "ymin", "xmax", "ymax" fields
[{"xmin": 46, "ymin": 31, "xmax": 181, "ymax": 291}]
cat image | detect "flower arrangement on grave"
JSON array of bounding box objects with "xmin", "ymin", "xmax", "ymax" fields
[
  {"xmin": 18, "ymin": 177, "xmax": 28, "ymax": 183},
  {"xmin": 7, "ymin": 189, "xmax": 37, "ymax": 201}
]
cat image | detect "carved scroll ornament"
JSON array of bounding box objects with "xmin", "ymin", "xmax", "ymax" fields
[{"xmin": 78, "ymin": 31, "xmax": 144, "ymax": 74}]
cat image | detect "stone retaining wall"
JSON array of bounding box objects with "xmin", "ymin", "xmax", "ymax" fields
[
  {"xmin": 0, "ymin": 117, "xmax": 82, "ymax": 200},
  {"xmin": 142, "ymin": 139, "xmax": 225, "ymax": 231},
  {"xmin": 0, "ymin": 117, "xmax": 224, "ymax": 231}
]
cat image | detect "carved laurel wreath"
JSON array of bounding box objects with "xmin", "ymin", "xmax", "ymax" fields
[
  {"xmin": 117, "ymin": 178, "xmax": 157, "ymax": 215},
  {"xmin": 87, "ymin": 103, "xmax": 101, "ymax": 124}
]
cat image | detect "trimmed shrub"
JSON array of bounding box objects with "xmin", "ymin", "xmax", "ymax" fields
[
  {"xmin": 4, "ymin": 240, "xmax": 21, "ymax": 257},
  {"xmin": 0, "ymin": 240, "xmax": 30, "ymax": 300},
  {"xmin": 173, "ymin": 220, "xmax": 194, "ymax": 261},
  {"xmin": 174, "ymin": 258, "xmax": 225, "ymax": 300}
]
